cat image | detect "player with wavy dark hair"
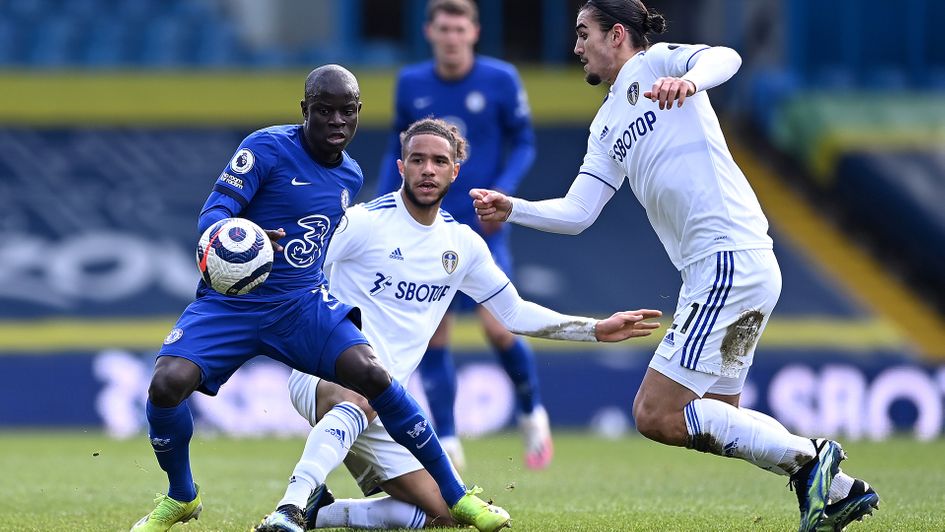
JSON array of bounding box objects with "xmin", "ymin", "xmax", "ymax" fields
[{"xmin": 471, "ymin": 2, "xmax": 879, "ymax": 531}]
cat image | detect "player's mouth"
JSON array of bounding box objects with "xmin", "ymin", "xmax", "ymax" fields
[
  {"xmin": 326, "ymin": 133, "xmax": 347, "ymax": 144},
  {"xmin": 416, "ymin": 180, "xmax": 438, "ymax": 192}
]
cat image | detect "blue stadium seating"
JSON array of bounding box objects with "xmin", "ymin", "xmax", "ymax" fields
[{"xmin": 0, "ymin": 0, "xmax": 252, "ymax": 67}]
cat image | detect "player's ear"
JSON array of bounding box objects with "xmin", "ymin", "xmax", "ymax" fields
[
  {"xmin": 300, "ymin": 100, "xmax": 307, "ymax": 120},
  {"xmin": 611, "ymin": 24, "xmax": 623, "ymax": 46},
  {"xmin": 396, "ymin": 159, "xmax": 405, "ymax": 177},
  {"xmin": 451, "ymin": 162, "xmax": 460, "ymax": 182}
]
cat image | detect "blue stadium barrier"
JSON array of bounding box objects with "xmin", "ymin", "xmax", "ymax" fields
[{"xmin": 2, "ymin": 349, "xmax": 942, "ymax": 441}]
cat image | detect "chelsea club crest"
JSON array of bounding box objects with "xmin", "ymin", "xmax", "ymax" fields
[
  {"xmin": 164, "ymin": 328, "xmax": 183, "ymax": 345},
  {"xmin": 442, "ymin": 251, "xmax": 459, "ymax": 274},
  {"xmin": 627, "ymin": 82, "xmax": 640, "ymax": 105},
  {"xmin": 340, "ymin": 188, "xmax": 350, "ymax": 211}
]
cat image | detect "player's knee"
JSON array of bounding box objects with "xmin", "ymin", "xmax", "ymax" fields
[
  {"xmin": 632, "ymin": 400, "xmax": 673, "ymax": 443},
  {"xmin": 341, "ymin": 354, "xmax": 392, "ymax": 400},
  {"xmin": 148, "ymin": 373, "xmax": 190, "ymax": 407},
  {"xmin": 149, "ymin": 358, "xmax": 200, "ymax": 407},
  {"xmin": 359, "ymin": 361, "xmax": 393, "ymax": 400},
  {"xmin": 631, "ymin": 404, "xmax": 660, "ymax": 440}
]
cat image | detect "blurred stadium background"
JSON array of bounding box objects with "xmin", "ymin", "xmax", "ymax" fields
[{"xmin": 2, "ymin": 0, "xmax": 945, "ymax": 449}]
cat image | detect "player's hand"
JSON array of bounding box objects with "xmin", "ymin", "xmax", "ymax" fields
[
  {"xmin": 644, "ymin": 77, "xmax": 696, "ymax": 109},
  {"xmin": 265, "ymin": 228, "xmax": 285, "ymax": 253},
  {"xmin": 470, "ymin": 188, "xmax": 512, "ymax": 222},
  {"xmin": 594, "ymin": 309, "xmax": 663, "ymax": 342}
]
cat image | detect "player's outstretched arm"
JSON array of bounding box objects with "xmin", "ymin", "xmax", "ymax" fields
[
  {"xmin": 470, "ymin": 172, "xmax": 615, "ymax": 235},
  {"xmin": 594, "ymin": 309, "xmax": 663, "ymax": 342},
  {"xmin": 480, "ymin": 281, "xmax": 661, "ymax": 342}
]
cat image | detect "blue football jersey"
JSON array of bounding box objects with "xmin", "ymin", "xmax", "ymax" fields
[
  {"xmin": 377, "ymin": 57, "xmax": 535, "ymax": 229},
  {"xmin": 199, "ymin": 124, "xmax": 363, "ymax": 299}
]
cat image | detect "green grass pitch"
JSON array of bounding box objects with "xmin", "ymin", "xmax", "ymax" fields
[{"xmin": 1, "ymin": 431, "xmax": 943, "ymax": 531}]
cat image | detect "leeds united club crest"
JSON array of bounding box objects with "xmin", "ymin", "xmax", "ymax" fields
[
  {"xmin": 442, "ymin": 251, "xmax": 459, "ymax": 274},
  {"xmin": 627, "ymin": 82, "xmax": 640, "ymax": 105}
]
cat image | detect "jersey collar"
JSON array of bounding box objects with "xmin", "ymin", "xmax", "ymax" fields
[
  {"xmin": 608, "ymin": 49, "xmax": 646, "ymax": 97},
  {"xmin": 394, "ymin": 189, "xmax": 440, "ymax": 231}
]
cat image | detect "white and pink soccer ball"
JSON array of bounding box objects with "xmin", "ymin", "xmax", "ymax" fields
[{"xmin": 196, "ymin": 218, "xmax": 273, "ymax": 296}]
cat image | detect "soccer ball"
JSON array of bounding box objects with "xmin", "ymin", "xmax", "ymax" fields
[{"xmin": 196, "ymin": 218, "xmax": 274, "ymax": 296}]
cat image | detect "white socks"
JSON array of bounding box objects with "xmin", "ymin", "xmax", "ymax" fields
[
  {"xmin": 316, "ymin": 496, "xmax": 426, "ymax": 529},
  {"xmin": 685, "ymin": 400, "xmax": 856, "ymax": 502},
  {"xmin": 278, "ymin": 402, "xmax": 368, "ymax": 509},
  {"xmin": 685, "ymin": 399, "xmax": 815, "ymax": 476}
]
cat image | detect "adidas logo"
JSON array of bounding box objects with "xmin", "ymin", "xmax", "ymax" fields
[
  {"xmin": 389, "ymin": 248, "xmax": 404, "ymax": 261},
  {"xmin": 662, "ymin": 331, "xmax": 675, "ymax": 346},
  {"xmin": 326, "ymin": 427, "xmax": 346, "ymax": 445}
]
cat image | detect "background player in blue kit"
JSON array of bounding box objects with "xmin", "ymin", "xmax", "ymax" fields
[
  {"xmin": 131, "ymin": 65, "xmax": 509, "ymax": 532},
  {"xmin": 376, "ymin": 0, "xmax": 551, "ymax": 470}
]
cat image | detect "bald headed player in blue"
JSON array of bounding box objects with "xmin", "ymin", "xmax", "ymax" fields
[{"xmin": 130, "ymin": 65, "xmax": 510, "ymax": 532}]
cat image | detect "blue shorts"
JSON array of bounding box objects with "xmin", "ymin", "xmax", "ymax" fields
[
  {"xmin": 158, "ymin": 287, "xmax": 369, "ymax": 395},
  {"xmin": 451, "ymin": 232, "xmax": 513, "ymax": 313}
]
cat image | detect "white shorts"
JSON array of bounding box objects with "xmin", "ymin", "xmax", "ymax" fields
[
  {"xmin": 287, "ymin": 371, "xmax": 423, "ymax": 496},
  {"xmin": 649, "ymin": 249, "xmax": 781, "ymax": 397}
]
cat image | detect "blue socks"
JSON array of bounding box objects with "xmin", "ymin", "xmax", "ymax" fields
[
  {"xmin": 496, "ymin": 338, "xmax": 540, "ymax": 415},
  {"xmin": 369, "ymin": 379, "xmax": 466, "ymax": 506},
  {"xmin": 418, "ymin": 346, "xmax": 457, "ymax": 438},
  {"xmin": 146, "ymin": 400, "xmax": 196, "ymax": 502}
]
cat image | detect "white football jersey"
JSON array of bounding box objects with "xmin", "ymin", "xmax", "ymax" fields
[
  {"xmin": 580, "ymin": 42, "xmax": 772, "ymax": 270},
  {"xmin": 325, "ymin": 191, "xmax": 509, "ymax": 383}
]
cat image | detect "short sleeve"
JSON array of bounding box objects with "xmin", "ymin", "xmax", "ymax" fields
[
  {"xmin": 577, "ymin": 130, "xmax": 624, "ymax": 192},
  {"xmin": 645, "ymin": 42, "xmax": 711, "ymax": 78},
  {"xmin": 211, "ymin": 129, "xmax": 278, "ymax": 209},
  {"xmin": 456, "ymin": 228, "xmax": 511, "ymax": 303},
  {"xmin": 325, "ymin": 204, "xmax": 371, "ymax": 267}
]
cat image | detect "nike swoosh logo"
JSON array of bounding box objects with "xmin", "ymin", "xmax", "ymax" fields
[
  {"xmin": 291, "ymin": 177, "xmax": 311, "ymax": 186},
  {"xmin": 415, "ymin": 433, "xmax": 434, "ymax": 449}
]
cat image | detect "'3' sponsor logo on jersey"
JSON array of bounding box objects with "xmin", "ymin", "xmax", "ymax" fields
[
  {"xmin": 370, "ymin": 272, "xmax": 394, "ymax": 295},
  {"xmin": 284, "ymin": 214, "xmax": 331, "ymax": 268}
]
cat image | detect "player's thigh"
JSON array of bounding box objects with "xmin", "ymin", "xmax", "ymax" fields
[
  {"xmin": 343, "ymin": 421, "xmax": 425, "ymax": 497},
  {"xmin": 287, "ymin": 371, "xmax": 372, "ymax": 425},
  {"xmin": 260, "ymin": 288, "xmax": 369, "ymax": 382},
  {"xmin": 649, "ymin": 249, "xmax": 780, "ymax": 394},
  {"xmin": 158, "ymin": 296, "xmax": 263, "ymax": 395}
]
